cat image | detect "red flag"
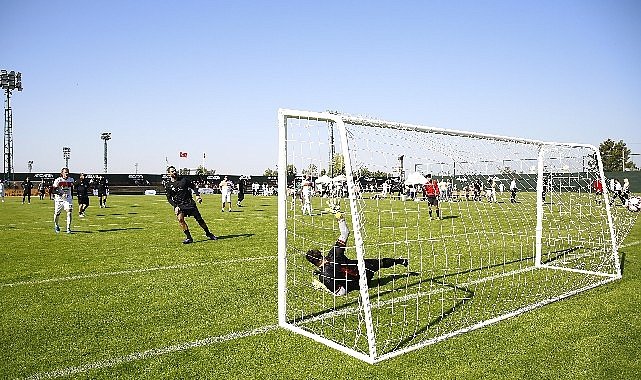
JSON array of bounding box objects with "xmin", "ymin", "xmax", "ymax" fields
[{"xmin": 180, "ymin": 152, "xmax": 188, "ymax": 158}]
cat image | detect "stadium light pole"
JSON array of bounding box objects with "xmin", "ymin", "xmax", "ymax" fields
[
  {"xmin": 623, "ymin": 151, "xmax": 640, "ymax": 172},
  {"xmin": 1, "ymin": 69, "xmax": 22, "ymax": 181},
  {"xmin": 62, "ymin": 147, "xmax": 71, "ymax": 168},
  {"xmin": 27, "ymin": 160, "xmax": 33, "ymax": 174},
  {"xmin": 101, "ymin": 132, "xmax": 111, "ymax": 173}
]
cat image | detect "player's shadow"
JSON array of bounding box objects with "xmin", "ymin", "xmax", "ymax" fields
[
  {"xmin": 439, "ymin": 215, "xmax": 459, "ymax": 221},
  {"xmin": 71, "ymin": 227, "xmax": 144, "ymax": 233},
  {"xmin": 215, "ymin": 233, "xmax": 254, "ymax": 240}
]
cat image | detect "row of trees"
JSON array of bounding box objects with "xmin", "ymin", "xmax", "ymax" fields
[{"xmin": 265, "ymin": 140, "xmax": 638, "ymax": 177}]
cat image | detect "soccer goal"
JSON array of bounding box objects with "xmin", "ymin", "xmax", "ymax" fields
[{"xmin": 277, "ymin": 109, "xmax": 627, "ymax": 363}]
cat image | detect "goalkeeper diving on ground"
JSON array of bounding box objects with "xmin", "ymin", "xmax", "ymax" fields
[{"xmin": 305, "ymin": 211, "xmax": 409, "ymax": 296}]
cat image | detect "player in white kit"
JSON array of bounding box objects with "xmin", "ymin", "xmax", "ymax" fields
[{"xmin": 53, "ymin": 167, "xmax": 75, "ymax": 233}]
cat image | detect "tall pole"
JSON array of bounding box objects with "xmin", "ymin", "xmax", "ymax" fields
[
  {"xmin": 101, "ymin": 132, "xmax": 111, "ymax": 174},
  {"xmin": 63, "ymin": 147, "xmax": 70, "ymax": 168},
  {"xmin": 2, "ymin": 70, "xmax": 21, "ymax": 181}
]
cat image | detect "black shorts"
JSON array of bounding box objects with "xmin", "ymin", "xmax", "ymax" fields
[
  {"xmin": 78, "ymin": 195, "xmax": 90, "ymax": 205},
  {"xmin": 178, "ymin": 204, "xmax": 202, "ymax": 219},
  {"xmin": 427, "ymin": 196, "xmax": 438, "ymax": 206}
]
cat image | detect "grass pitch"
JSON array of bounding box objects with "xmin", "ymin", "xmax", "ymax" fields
[{"xmin": 1, "ymin": 193, "xmax": 640, "ymax": 379}]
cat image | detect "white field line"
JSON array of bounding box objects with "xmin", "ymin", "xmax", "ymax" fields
[
  {"xmin": 23, "ymin": 324, "xmax": 279, "ymax": 380},
  {"xmin": 2, "ymin": 256, "xmax": 276, "ymax": 288},
  {"xmin": 619, "ymin": 240, "xmax": 641, "ymax": 249}
]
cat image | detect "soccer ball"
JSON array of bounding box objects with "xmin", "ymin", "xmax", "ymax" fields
[{"xmin": 627, "ymin": 196, "xmax": 641, "ymax": 212}]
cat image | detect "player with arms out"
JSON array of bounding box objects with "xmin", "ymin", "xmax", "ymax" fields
[
  {"xmin": 52, "ymin": 167, "xmax": 74, "ymax": 233},
  {"xmin": 165, "ymin": 166, "xmax": 217, "ymax": 244},
  {"xmin": 306, "ymin": 212, "xmax": 408, "ymax": 296}
]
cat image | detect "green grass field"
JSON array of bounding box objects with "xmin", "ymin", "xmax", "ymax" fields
[{"xmin": 1, "ymin": 193, "xmax": 640, "ymax": 379}]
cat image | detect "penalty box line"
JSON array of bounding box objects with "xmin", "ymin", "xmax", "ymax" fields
[
  {"xmin": 2, "ymin": 255, "xmax": 277, "ymax": 288},
  {"xmin": 24, "ymin": 324, "xmax": 279, "ymax": 380}
]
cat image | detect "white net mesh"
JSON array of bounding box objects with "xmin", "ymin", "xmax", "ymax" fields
[{"xmin": 279, "ymin": 110, "xmax": 629, "ymax": 362}]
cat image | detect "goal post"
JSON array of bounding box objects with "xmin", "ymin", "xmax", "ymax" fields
[{"xmin": 277, "ymin": 108, "xmax": 628, "ymax": 363}]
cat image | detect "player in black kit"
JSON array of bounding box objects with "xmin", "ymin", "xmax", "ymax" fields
[
  {"xmin": 306, "ymin": 212, "xmax": 408, "ymax": 296},
  {"xmin": 165, "ymin": 166, "xmax": 217, "ymax": 244}
]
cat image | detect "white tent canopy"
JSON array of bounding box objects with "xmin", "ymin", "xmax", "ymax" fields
[
  {"xmin": 404, "ymin": 172, "xmax": 428, "ymax": 185},
  {"xmin": 332, "ymin": 174, "xmax": 347, "ymax": 182},
  {"xmin": 315, "ymin": 175, "xmax": 332, "ymax": 184}
]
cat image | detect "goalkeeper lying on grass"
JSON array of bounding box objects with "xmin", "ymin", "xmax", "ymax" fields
[{"xmin": 306, "ymin": 211, "xmax": 408, "ymax": 296}]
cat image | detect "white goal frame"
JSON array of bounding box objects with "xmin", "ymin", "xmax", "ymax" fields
[{"xmin": 277, "ymin": 108, "xmax": 622, "ymax": 363}]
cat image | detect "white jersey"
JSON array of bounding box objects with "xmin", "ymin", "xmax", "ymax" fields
[
  {"xmin": 220, "ymin": 180, "xmax": 232, "ymax": 195},
  {"xmin": 53, "ymin": 176, "xmax": 75, "ymax": 202}
]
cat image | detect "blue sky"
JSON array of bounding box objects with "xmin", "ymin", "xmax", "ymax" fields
[{"xmin": 3, "ymin": 0, "xmax": 641, "ymax": 174}]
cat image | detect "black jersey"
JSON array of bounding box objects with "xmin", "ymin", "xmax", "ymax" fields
[
  {"xmin": 165, "ymin": 176, "xmax": 199, "ymax": 209},
  {"xmin": 76, "ymin": 180, "xmax": 90, "ymax": 198},
  {"xmin": 22, "ymin": 180, "xmax": 33, "ymax": 194},
  {"xmin": 316, "ymin": 242, "xmax": 362, "ymax": 294}
]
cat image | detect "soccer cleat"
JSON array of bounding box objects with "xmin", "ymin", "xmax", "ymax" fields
[
  {"xmin": 206, "ymin": 233, "xmax": 218, "ymax": 240},
  {"xmin": 182, "ymin": 238, "xmax": 193, "ymax": 244},
  {"xmin": 66, "ymin": 229, "xmax": 72, "ymax": 234},
  {"xmin": 54, "ymin": 225, "xmax": 60, "ymax": 233}
]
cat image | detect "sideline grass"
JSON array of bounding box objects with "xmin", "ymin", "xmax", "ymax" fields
[{"xmin": 1, "ymin": 194, "xmax": 640, "ymax": 379}]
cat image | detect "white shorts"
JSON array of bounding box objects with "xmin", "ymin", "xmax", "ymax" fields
[
  {"xmin": 55, "ymin": 198, "xmax": 73, "ymax": 214},
  {"xmin": 221, "ymin": 192, "xmax": 231, "ymax": 202}
]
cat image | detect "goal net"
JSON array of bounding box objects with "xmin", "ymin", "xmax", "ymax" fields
[{"xmin": 277, "ymin": 109, "xmax": 627, "ymax": 363}]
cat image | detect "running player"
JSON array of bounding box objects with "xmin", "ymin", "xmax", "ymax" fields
[
  {"xmin": 165, "ymin": 166, "xmax": 217, "ymax": 244},
  {"xmin": 52, "ymin": 168, "xmax": 75, "ymax": 233},
  {"xmin": 306, "ymin": 212, "xmax": 408, "ymax": 296}
]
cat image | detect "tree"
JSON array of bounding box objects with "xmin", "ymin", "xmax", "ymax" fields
[
  {"xmin": 265, "ymin": 165, "xmax": 297, "ymax": 177},
  {"xmin": 332, "ymin": 154, "xmax": 345, "ymax": 176},
  {"xmin": 599, "ymin": 139, "xmax": 638, "ymax": 172},
  {"xmin": 302, "ymin": 164, "xmax": 318, "ymax": 177},
  {"xmin": 287, "ymin": 164, "xmax": 297, "ymax": 177},
  {"xmin": 196, "ymin": 166, "xmax": 214, "ymax": 175}
]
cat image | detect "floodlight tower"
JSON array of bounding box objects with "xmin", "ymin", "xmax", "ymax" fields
[
  {"xmin": 101, "ymin": 132, "xmax": 111, "ymax": 173},
  {"xmin": 1, "ymin": 69, "xmax": 23, "ymax": 181},
  {"xmin": 27, "ymin": 160, "xmax": 33, "ymax": 174},
  {"xmin": 63, "ymin": 147, "xmax": 71, "ymax": 168}
]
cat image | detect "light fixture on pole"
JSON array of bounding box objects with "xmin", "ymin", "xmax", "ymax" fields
[
  {"xmin": 1, "ymin": 69, "xmax": 22, "ymax": 181},
  {"xmin": 27, "ymin": 160, "xmax": 33, "ymax": 174},
  {"xmin": 62, "ymin": 147, "xmax": 71, "ymax": 168},
  {"xmin": 101, "ymin": 132, "xmax": 111, "ymax": 173}
]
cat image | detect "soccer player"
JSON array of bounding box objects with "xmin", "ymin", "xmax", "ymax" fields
[
  {"xmin": 592, "ymin": 178, "xmax": 603, "ymax": 204},
  {"xmin": 165, "ymin": 166, "xmax": 217, "ymax": 244},
  {"xmin": 0, "ymin": 179, "xmax": 5, "ymax": 202},
  {"xmin": 75, "ymin": 173, "xmax": 90, "ymax": 217},
  {"xmin": 52, "ymin": 168, "xmax": 74, "ymax": 233},
  {"xmin": 510, "ymin": 178, "xmax": 518, "ymax": 203},
  {"xmin": 22, "ymin": 177, "xmax": 33, "ymax": 204},
  {"xmin": 237, "ymin": 178, "xmax": 245, "ymax": 207},
  {"xmin": 301, "ymin": 177, "xmax": 313, "ymax": 216},
  {"xmin": 97, "ymin": 177, "xmax": 108, "ymax": 208},
  {"xmin": 306, "ymin": 212, "xmax": 408, "ymax": 296},
  {"xmin": 38, "ymin": 180, "xmax": 46, "ymax": 200},
  {"xmin": 219, "ymin": 176, "xmax": 233, "ymax": 212},
  {"xmin": 423, "ymin": 178, "xmax": 441, "ymax": 220}
]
